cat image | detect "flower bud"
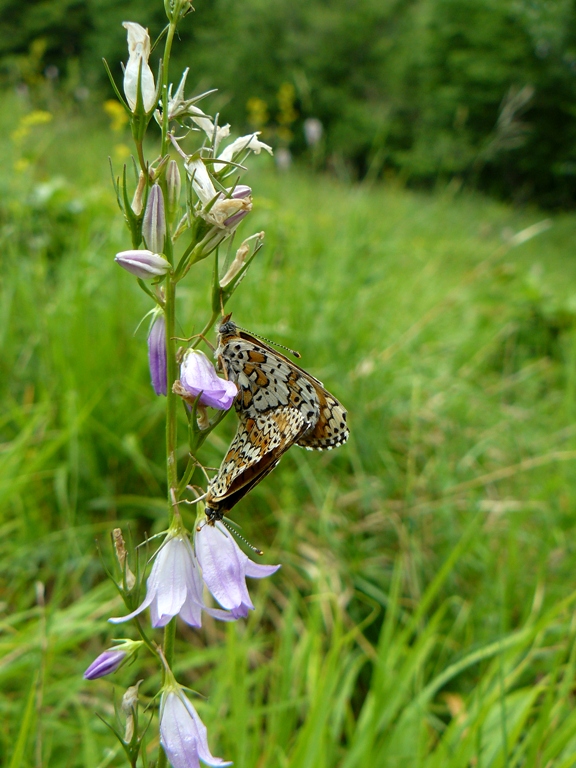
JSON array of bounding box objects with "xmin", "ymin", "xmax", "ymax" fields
[
  {"xmin": 148, "ymin": 313, "xmax": 167, "ymax": 396},
  {"xmin": 166, "ymin": 160, "xmax": 181, "ymax": 220},
  {"xmin": 84, "ymin": 649, "xmax": 127, "ymax": 679},
  {"xmin": 142, "ymin": 184, "xmax": 166, "ymax": 254},
  {"xmin": 115, "ymin": 249, "xmax": 170, "ymax": 279},
  {"xmin": 84, "ymin": 641, "xmax": 143, "ymax": 680}
]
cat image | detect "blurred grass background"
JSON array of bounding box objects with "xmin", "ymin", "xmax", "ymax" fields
[{"xmin": 3, "ymin": 1, "xmax": 576, "ymax": 765}]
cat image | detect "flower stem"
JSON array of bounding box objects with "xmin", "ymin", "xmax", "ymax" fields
[{"xmin": 165, "ymin": 277, "xmax": 178, "ymax": 509}]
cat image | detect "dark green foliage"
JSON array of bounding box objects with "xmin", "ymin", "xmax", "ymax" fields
[{"xmin": 2, "ymin": 0, "xmax": 576, "ymax": 203}]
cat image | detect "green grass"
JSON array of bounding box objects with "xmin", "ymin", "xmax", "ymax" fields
[{"xmin": 3, "ymin": 98, "xmax": 576, "ymax": 766}]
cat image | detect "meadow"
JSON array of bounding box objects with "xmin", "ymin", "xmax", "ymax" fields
[{"xmin": 3, "ymin": 99, "xmax": 576, "ymax": 767}]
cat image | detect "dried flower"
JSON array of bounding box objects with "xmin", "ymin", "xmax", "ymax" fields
[
  {"xmin": 148, "ymin": 312, "xmax": 167, "ymax": 396},
  {"xmin": 122, "ymin": 22, "xmax": 156, "ymax": 112},
  {"xmin": 160, "ymin": 686, "xmax": 232, "ymax": 768},
  {"xmin": 175, "ymin": 349, "xmax": 237, "ymax": 410},
  {"xmin": 109, "ymin": 532, "xmax": 234, "ymax": 628},
  {"xmin": 142, "ymin": 184, "xmax": 166, "ymax": 254},
  {"xmin": 219, "ymin": 231, "xmax": 264, "ymax": 288},
  {"xmin": 195, "ymin": 521, "xmax": 280, "ymax": 619},
  {"xmin": 115, "ymin": 249, "xmax": 170, "ymax": 279}
]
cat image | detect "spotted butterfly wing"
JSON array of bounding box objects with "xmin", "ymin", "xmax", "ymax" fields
[
  {"xmin": 204, "ymin": 406, "xmax": 309, "ymax": 522},
  {"xmin": 216, "ymin": 317, "xmax": 349, "ymax": 450}
]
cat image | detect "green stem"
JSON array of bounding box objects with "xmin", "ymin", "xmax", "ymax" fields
[
  {"xmin": 161, "ymin": 21, "xmax": 177, "ymax": 158},
  {"xmin": 165, "ymin": 278, "xmax": 178, "ymax": 510}
]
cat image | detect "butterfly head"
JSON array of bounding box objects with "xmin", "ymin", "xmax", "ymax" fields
[{"xmin": 218, "ymin": 313, "xmax": 237, "ymax": 338}]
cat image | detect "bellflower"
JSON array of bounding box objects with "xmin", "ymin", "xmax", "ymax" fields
[
  {"xmin": 115, "ymin": 249, "xmax": 170, "ymax": 279},
  {"xmin": 175, "ymin": 349, "xmax": 237, "ymax": 410},
  {"xmin": 160, "ymin": 686, "xmax": 232, "ymax": 768},
  {"xmin": 213, "ymin": 132, "xmax": 273, "ymax": 173},
  {"xmin": 122, "ymin": 22, "xmax": 156, "ymax": 112},
  {"xmin": 195, "ymin": 521, "xmax": 280, "ymax": 619},
  {"xmin": 148, "ymin": 312, "xmax": 167, "ymax": 396},
  {"xmin": 109, "ymin": 532, "xmax": 234, "ymax": 628}
]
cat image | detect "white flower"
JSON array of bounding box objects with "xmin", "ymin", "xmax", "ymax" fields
[
  {"xmin": 122, "ymin": 21, "xmax": 156, "ymax": 112},
  {"xmin": 213, "ymin": 132, "xmax": 273, "ymax": 172}
]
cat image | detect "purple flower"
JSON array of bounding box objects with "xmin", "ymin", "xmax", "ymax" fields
[
  {"xmin": 195, "ymin": 521, "xmax": 280, "ymax": 619},
  {"xmin": 115, "ymin": 249, "xmax": 170, "ymax": 279},
  {"xmin": 84, "ymin": 649, "xmax": 127, "ymax": 679},
  {"xmin": 148, "ymin": 313, "xmax": 167, "ymax": 396},
  {"xmin": 178, "ymin": 350, "xmax": 237, "ymax": 410},
  {"xmin": 142, "ymin": 184, "xmax": 166, "ymax": 254},
  {"xmin": 109, "ymin": 533, "xmax": 234, "ymax": 628},
  {"xmin": 160, "ymin": 687, "xmax": 232, "ymax": 768}
]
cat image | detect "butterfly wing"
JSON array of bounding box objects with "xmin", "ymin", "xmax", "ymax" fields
[
  {"xmin": 205, "ymin": 406, "xmax": 308, "ymax": 521},
  {"xmin": 218, "ymin": 322, "xmax": 349, "ymax": 451}
]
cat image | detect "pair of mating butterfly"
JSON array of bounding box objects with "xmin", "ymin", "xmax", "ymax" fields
[{"xmin": 203, "ymin": 315, "xmax": 349, "ymax": 522}]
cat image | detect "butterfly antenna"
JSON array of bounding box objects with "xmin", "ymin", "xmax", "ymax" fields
[
  {"xmin": 222, "ymin": 519, "xmax": 264, "ymax": 556},
  {"xmin": 235, "ymin": 325, "xmax": 302, "ymax": 359}
]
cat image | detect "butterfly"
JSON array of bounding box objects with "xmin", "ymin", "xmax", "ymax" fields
[{"xmin": 204, "ymin": 315, "xmax": 349, "ymax": 522}]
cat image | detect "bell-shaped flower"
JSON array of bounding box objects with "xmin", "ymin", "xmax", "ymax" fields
[
  {"xmin": 83, "ymin": 640, "xmax": 143, "ymax": 680},
  {"xmin": 213, "ymin": 132, "xmax": 273, "ymax": 172},
  {"xmin": 148, "ymin": 312, "xmax": 167, "ymax": 396},
  {"xmin": 142, "ymin": 184, "xmax": 166, "ymax": 254},
  {"xmin": 174, "ymin": 349, "xmax": 237, "ymax": 410},
  {"xmin": 195, "ymin": 521, "xmax": 280, "ymax": 619},
  {"xmin": 122, "ymin": 22, "xmax": 156, "ymax": 113},
  {"xmin": 115, "ymin": 249, "xmax": 170, "ymax": 279},
  {"xmin": 109, "ymin": 531, "xmax": 234, "ymax": 628},
  {"xmin": 160, "ymin": 685, "xmax": 232, "ymax": 768}
]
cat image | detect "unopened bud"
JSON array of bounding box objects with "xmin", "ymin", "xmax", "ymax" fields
[
  {"xmin": 166, "ymin": 160, "xmax": 181, "ymax": 220},
  {"xmin": 115, "ymin": 249, "xmax": 170, "ymax": 279},
  {"xmin": 84, "ymin": 640, "xmax": 143, "ymax": 681},
  {"xmin": 142, "ymin": 184, "xmax": 166, "ymax": 254}
]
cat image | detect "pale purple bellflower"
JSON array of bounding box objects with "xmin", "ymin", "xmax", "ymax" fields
[
  {"xmin": 148, "ymin": 312, "xmax": 167, "ymax": 396},
  {"xmin": 109, "ymin": 532, "xmax": 234, "ymax": 628},
  {"xmin": 160, "ymin": 686, "xmax": 232, "ymax": 768},
  {"xmin": 195, "ymin": 521, "xmax": 280, "ymax": 619},
  {"xmin": 178, "ymin": 349, "xmax": 237, "ymax": 410}
]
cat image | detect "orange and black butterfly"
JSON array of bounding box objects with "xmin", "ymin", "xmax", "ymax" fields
[{"xmin": 204, "ymin": 316, "xmax": 349, "ymax": 522}]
